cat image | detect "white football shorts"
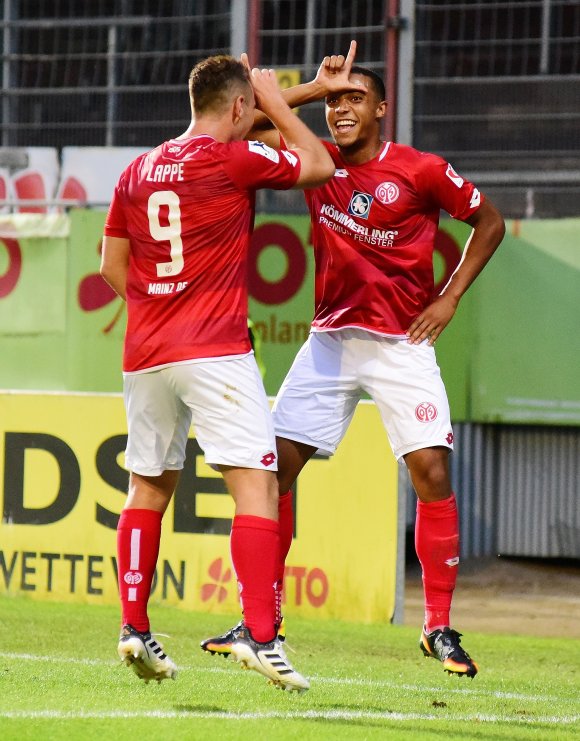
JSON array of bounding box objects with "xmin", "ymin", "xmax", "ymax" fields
[
  {"xmin": 272, "ymin": 328, "xmax": 454, "ymax": 461},
  {"xmin": 123, "ymin": 353, "xmax": 277, "ymax": 476}
]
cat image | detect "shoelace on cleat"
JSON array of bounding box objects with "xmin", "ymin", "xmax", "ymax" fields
[
  {"xmin": 145, "ymin": 633, "xmax": 173, "ymax": 660},
  {"xmin": 436, "ymin": 631, "xmax": 473, "ymax": 663}
]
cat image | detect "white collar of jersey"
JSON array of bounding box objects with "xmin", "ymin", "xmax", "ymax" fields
[
  {"xmin": 378, "ymin": 141, "xmax": 392, "ymax": 162},
  {"xmin": 333, "ymin": 141, "xmax": 391, "ymax": 174}
]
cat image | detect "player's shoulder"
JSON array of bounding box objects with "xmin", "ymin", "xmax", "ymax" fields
[
  {"xmin": 116, "ymin": 148, "xmax": 152, "ymax": 188},
  {"xmin": 306, "ymin": 139, "xmax": 342, "ymax": 172},
  {"xmin": 320, "ymin": 138, "xmax": 341, "ymax": 161},
  {"xmin": 389, "ymin": 142, "xmax": 445, "ymax": 168},
  {"xmin": 388, "ymin": 144, "xmax": 451, "ymax": 189},
  {"xmin": 321, "ymin": 138, "xmax": 338, "ymax": 152},
  {"xmin": 123, "ymin": 146, "xmax": 154, "ymax": 171},
  {"xmin": 188, "ymin": 138, "xmax": 283, "ymax": 166},
  {"xmin": 158, "ymin": 136, "xmax": 217, "ymax": 161},
  {"xmin": 230, "ymin": 140, "xmax": 301, "ymax": 173},
  {"xmin": 245, "ymin": 139, "xmax": 283, "ymax": 164}
]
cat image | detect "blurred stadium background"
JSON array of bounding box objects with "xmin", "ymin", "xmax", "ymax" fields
[
  {"xmin": 1, "ymin": 1, "xmax": 579, "ymax": 570},
  {"xmin": 2, "ymin": 0, "xmax": 580, "ymax": 216}
]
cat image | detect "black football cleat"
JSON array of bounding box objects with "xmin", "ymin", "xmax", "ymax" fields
[{"xmin": 420, "ymin": 625, "xmax": 479, "ymax": 678}]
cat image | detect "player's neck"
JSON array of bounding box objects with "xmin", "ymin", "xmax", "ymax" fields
[
  {"xmin": 337, "ymin": 137, "xmax": 383, "ymax": 166},
  {"xmin": 176, "ymin": 116, "xmax": 236, "ymax": 144}
]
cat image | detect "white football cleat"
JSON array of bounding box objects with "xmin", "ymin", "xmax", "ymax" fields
[
  {"xmin": 230, "ymin": 626, "xmax": 309, "ymax": 693},
  {"xmin": 117, "ymin": 624, "xmax": 177, "ymax": 683}
]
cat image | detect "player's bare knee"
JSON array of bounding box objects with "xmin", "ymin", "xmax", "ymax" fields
[
  {"xmin": 414, "ymin": 478, "xmax": 451, "ymax": 503},
  {"xmin": 276, "ymin": 437, "xmax": 314, "ymax": 493},
  {"xmin": 405, "ymin": 448, "xmax": 451, "ymax": 501}
]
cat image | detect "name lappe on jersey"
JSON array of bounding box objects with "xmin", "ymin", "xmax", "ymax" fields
[{"xmin": 347, "ymin": 190, "xmax": 374, "ymax": 219}]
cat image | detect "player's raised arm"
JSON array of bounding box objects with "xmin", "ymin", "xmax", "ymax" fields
[
  {"xmin": 244, "ymin": 40, "xmax": 363, "ymax": 143},
  {"xmin": 248, "ymin": 66, "xmax": 334, "ymax": 188}
]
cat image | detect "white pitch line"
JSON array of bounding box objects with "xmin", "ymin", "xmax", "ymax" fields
[
  {"xmin": 0, "ymin": 652, "xmax": 577, "ymax": 707},
  {"xmin": 307, "ymin": 674, "xmax": 578, "ymax": 704},
  {"xmin": 0, "ymin": 709, "xmax": 578, "ymax": 725},
  {"xmin": 0, "ymin": 652, "xmax": 108, "ymax": 666}
]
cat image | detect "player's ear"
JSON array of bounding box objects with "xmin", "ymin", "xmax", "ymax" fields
[
  {"xmin": 232, "ymin": 95, "xmax": 244, "ymax": 125},
  {"xmin": 376, "ymin": 100, "xmax": 387, "ymax": 121}
]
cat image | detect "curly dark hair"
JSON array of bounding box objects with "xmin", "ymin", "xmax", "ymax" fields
[{"xmin": 188, "ymin": 55, "xmax": 251, "ymax": 115}]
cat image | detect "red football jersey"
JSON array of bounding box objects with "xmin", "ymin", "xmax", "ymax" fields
[
  {"xmin": 105, "ymin": 136, "xmax": 300, "ymax": 372},
  {"xmin": 305, "ymin": 140, "xmax": 483, "ymax": 336}
]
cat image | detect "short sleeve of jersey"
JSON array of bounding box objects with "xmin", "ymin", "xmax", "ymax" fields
[
  {"xmin": 416, "ymin": 152, "xmax": 483, "ymax": 221},
  {"xmin": 222, "ymin": 140, "xmax": 301, "ymax": 191},
  {"xmin": 104, "ymin": 173, "xmax": 129, "ymax": 238},
  {"xmin": 281, "ymin": 136, "xmax": 335, "ymax": 157}
]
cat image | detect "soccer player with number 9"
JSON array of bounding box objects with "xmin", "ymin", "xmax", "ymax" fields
[{"xmin": 101, "ymin": 54, "xmax": 335, "ymax": 691}]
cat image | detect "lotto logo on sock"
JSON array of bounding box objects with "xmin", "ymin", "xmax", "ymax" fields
[{"xmin": 123, "ymin": 571, "xmax": 143, "ymax": 585}]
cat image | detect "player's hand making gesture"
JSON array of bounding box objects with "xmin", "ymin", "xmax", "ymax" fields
[
  {"xmin": 240, "ymin": 41, "xmax": 364, "ymax": 143},
  {"xmin": 240, "ymin": 56, "xmax": 335, "ymax": 189},
  {"xmin": 314, "ymin": 40, "xmax": 365, "ymax": 95}
]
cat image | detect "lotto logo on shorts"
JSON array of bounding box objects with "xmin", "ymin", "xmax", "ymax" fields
[
  {"xmin": 123, "ymin": 571, "xmax": 143, "ymax": 585},
  {"xmin": 415, "ymin": 402, "xmax": 438, "ymax": 423},
  {"xmin": 375, "ymin": 181, "xmax": 400, "ymax": 205},
  {"xmin": 348, "ymin": 190, "xmax": 373, "ymax": 219},
  {"xmin": 261, "ymin": 451, "xmax": 276, "ymax": 467}
]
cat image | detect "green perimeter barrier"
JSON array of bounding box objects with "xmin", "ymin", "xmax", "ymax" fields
[{"xmin": 0, "ymin": 210, "xmax": 578, "ymax": 424}]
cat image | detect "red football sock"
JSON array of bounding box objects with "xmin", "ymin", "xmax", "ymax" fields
[
  {"xmin": 415, "ymin": 494, "xmax": 459, "ymax": 633},
  {"xmin": 117, "ymin": 508, "xmax": 162, "ymax": 633},
  {"xmin": 275, "ymin": 490, "xmax": 294, "ymax": 624},
  {"xmin": 231, "ymin": 514, "xmax": 279, "ymax": 643}
]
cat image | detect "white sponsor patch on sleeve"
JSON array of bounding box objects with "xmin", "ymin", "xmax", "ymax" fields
[
  {"xmin": 445, "ymin": 163, "xmax": 464, "ymax": 188},
  {"xmin": 469, "ymin": 188, "xmax": 481, "ymax": 209},
  {"xmin": 281, "ymin": 149, "xmax": 298, "ymax": 168},
  {"xmin": 248, "ymin": 140, "xmax": 280, "ymax": 163}
]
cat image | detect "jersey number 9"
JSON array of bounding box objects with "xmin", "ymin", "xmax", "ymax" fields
[{"xmin": 148, "ymin": 190, "xmax": 184, "ymax": 277}]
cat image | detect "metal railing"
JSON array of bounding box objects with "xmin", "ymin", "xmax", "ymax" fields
[{"xmin": 1, "ymin": 1, "xmax": 579, "ymax": 216}]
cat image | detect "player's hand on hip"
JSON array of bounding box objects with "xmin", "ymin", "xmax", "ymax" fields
[
  {"xmin": 314, "ymin": 40, "xmax": 364, "ymax": 95},
  {"xmin": 406, "ymin": 295, "xmax": 458, "ymax": 346}
]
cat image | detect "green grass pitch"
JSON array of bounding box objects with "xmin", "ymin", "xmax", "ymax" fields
[{"xmin": 0, "ymin": 596, "xmax": 578, "ymax": 740}]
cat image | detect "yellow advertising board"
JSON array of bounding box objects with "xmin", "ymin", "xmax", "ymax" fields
[
  {"xmin": 0, "ymin": 392, "xmax": 399, "ymax": 623},
  {"xmin": 275, "ymin": 69, "xmax": 301, "ymax": 91}
]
